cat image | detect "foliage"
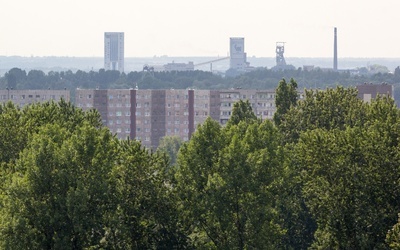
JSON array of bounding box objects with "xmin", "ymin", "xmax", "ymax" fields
[
  {"xmin": 279, "ymin": 86, "xmax": 365, "ymax": 143},
  {"xmin": 157, "ymin": 135, "xmax": 183, "ymax": 166},
  {"xmin": 273, "ymin": 78, "xmax": 298, "ymax": 127},
  {"xmin": 175, "ymin": 103, "xmax": 284, "ymax": 249},
  {"xmin": 292, "ymin": 96, "xmax": 400, "ymax": 249},
  {"xmin": 0, "ymin": 100, "xmax": 191, "ymax": 249}
]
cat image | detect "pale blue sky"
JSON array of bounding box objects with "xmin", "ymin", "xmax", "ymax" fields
[{"xmin": 2, "ymin": 0, "xmax": 400, "ymax": 57}]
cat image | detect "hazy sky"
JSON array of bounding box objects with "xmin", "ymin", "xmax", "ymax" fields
[{"xmin": 2, "ymin": 0, "xmax": 400, "ymax": 58}]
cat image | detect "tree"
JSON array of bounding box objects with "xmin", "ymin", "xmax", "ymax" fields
[
  {"xmin": 273, "ymin": 78, "xmax": 298, "ymax": 127},
  {"xmin": 279, "ymin": 86, "xmax": 365, "ymax": 143},
  {"xmin": 176, "ymin": 103, "xmax": 284, "ymax": 249},
  {"xmin": 226, "ymin": 99, "xmax": 257, "ymax": 127},
  {"xmin": 103, "ymin": 139, "xmax": 191, "ymax": 249},
  {"xmin": 0, "ymin": 123, "xmax": 116, "ymax": 249},
  {"xmin": 157, "ymin": 135, "xmax": 183, "ymax": 166},
  {"xmin": 292, "ymin": 95, "xmax": 400, "ymax": 248}
]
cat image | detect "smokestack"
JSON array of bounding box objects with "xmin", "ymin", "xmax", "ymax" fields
[{"xmin": 334, "ymin": 27, "xmax": 338, "ymax": 71}]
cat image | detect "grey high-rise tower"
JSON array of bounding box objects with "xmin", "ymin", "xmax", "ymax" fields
[
  {"xmin": 229, "ymin": 37, "xmax": 247, "ymax": 70},
  {"xmin": 104, "ymin": 32, "xmax": 124, "ymax": 72},
  {"xmin": 334, "ymin": 27, "xmax": 338, "ymax": 71}
]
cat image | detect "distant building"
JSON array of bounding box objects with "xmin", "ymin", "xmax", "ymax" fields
[
  {"xmin": 0, "ymin": 89, "xmax": 70, "ymax": 107},
  {"xmin": 356, "ymin": 83, "xmax": 393, "ymax": 102},
  {"xmin": 104, "ymin": 32, "xmax": 124, "ymax": 72},
  {"xmin": 143, "ymin": 61, "xmax": 194, "ymax": 72},
  {"xmin": 229, "ymin": 37, "xmax": 247, "ymax": 71},
  {"xmin": 76, "ymin": 88, "xmax": 276, "ymax": 149}
]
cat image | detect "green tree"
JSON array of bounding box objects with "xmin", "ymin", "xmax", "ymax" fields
[
  {"xmin": 279, "ymin": 86, "xmax": 365, "ymax": 143},
  {"xmin": 293, "ymin": 96, "xmax": 400, "ymax": 248},
  {"xmin": 157, "ymin": 135, "xmax": 183, "ymax": 166},
  {"xmin": 0, "ymin": 123, "xmax": 116, "ymax": 249},
  {"xmin": 386, "ymin": 214, "xmax": 400, "ymax": 249},
  {"xmin": 226, "ymin": 99, "xmax": 257, "ymax": 127},
  {"xmin": 103, "ymin": 139, "xmax": 190, "ymax": 249},
  {"xmin": 273, "ymin": 78, "xmax": 298, "ymax": 127},
  {"xmin": 176, "ymin": 103, "xmax": 284, "ymax": 249}
]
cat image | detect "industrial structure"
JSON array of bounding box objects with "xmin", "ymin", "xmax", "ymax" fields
[
  {"xmin": 276, "ymin": 42, "xmax": 287, "ymax": 67},
  {"xmin": 272, "ymin": 42, "xmax": 295, "ymax": 71},
  {"xmin": 104, "ymin": 32, "xmax": 124, "ymax": 72},
  {"xmin": 229, "ymin": 37, "xmax": 248, "ymax": 71},
  {"xmin": 334, "ymin": 27, "xmax": 338, "ymax": 71},
  {"xmin": 143, "ymin": 61, "xmax": 195, "ymax": 72}
]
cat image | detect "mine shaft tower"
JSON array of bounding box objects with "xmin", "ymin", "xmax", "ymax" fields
[{"xmin": 276, "ymin": 42, "xmax": 287, "ymax": 67}]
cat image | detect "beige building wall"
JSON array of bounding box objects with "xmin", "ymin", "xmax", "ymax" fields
[
  {"xmin": 165, "ymin": 89, "xmax": 190, "ymax": 141},
  {"xmin": 75, "ymin": 88, "xmax": 277, "ymax": 149},
  {"xmin": 0, "ymin": 89, "xmax": 70, "ymax": 107},
  {"xmin": 107, "ymin": 89, "xmax": 132, "ymax": 139}
]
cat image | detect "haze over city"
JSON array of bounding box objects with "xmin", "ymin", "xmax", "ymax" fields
[{"xmin": 2, "ymin": 0, "xmax": 400, "ymax": 58}]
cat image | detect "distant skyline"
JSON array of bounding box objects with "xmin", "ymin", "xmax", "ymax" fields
[{"xmin": 2, "ymin": 0, "xmax": 400, "ymax": 58}]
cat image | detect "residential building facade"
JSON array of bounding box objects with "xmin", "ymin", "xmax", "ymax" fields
[
  {"xmin": 0, "ymin": 89, "xmax": 70, "ymax": 107},
  {"xmin": 76, "ymin": 88, "xmax": 277, "ymax": 149}
]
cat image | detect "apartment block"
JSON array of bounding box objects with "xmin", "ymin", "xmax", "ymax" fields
[
  {"xmin": 356, "ymin": 83, "xmax": 393, "ymax": 102},
  {"xmin": 76, "ymin": 88, "xmax": 276, "ymax": 149},
  {"xmin": 0, "ymin": 89, "xmax": 70, "ymax": 107}
]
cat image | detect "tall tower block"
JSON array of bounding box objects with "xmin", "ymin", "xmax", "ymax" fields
[
  {"xmin": 334, "ymin": 27, "xmax": 338, "ymax": 71},
  {"xmin": 229, "ymin": 37, "xmax": 247, "ymax": 70},
  {"xmin": 104, "ymin": 32, "xmax": 124, "ymax": 72}
]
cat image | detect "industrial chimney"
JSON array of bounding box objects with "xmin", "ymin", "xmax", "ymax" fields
[{"xmin": 334, "ymin": 27, "xmax": 338, "ymax": 71}]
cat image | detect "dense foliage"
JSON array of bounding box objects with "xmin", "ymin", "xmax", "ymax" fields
[
  {"xmin": 1, "ymin": 66, "xmax": 400, "ymax": 94},
  {"xmin": 1, "ymin": 81, "xmax": 400, "ymax": 249}
]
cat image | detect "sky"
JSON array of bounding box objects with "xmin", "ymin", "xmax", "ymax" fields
[{"xmin": 1, "ymin": 0, "xmax": 400, "ymax": 58}]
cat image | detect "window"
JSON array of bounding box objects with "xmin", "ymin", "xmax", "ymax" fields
[{"xmin": 116, "ymin": 111, "xmax": 122, "ymax": 116}]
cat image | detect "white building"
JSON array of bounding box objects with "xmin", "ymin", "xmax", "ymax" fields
[
  {"xmin": 229, "ymin": 37, "xmax": 247, "ymax": 71},
  {"xmin": 104, "ymin": 32, "xmax": 124, "ymax": 72}
]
